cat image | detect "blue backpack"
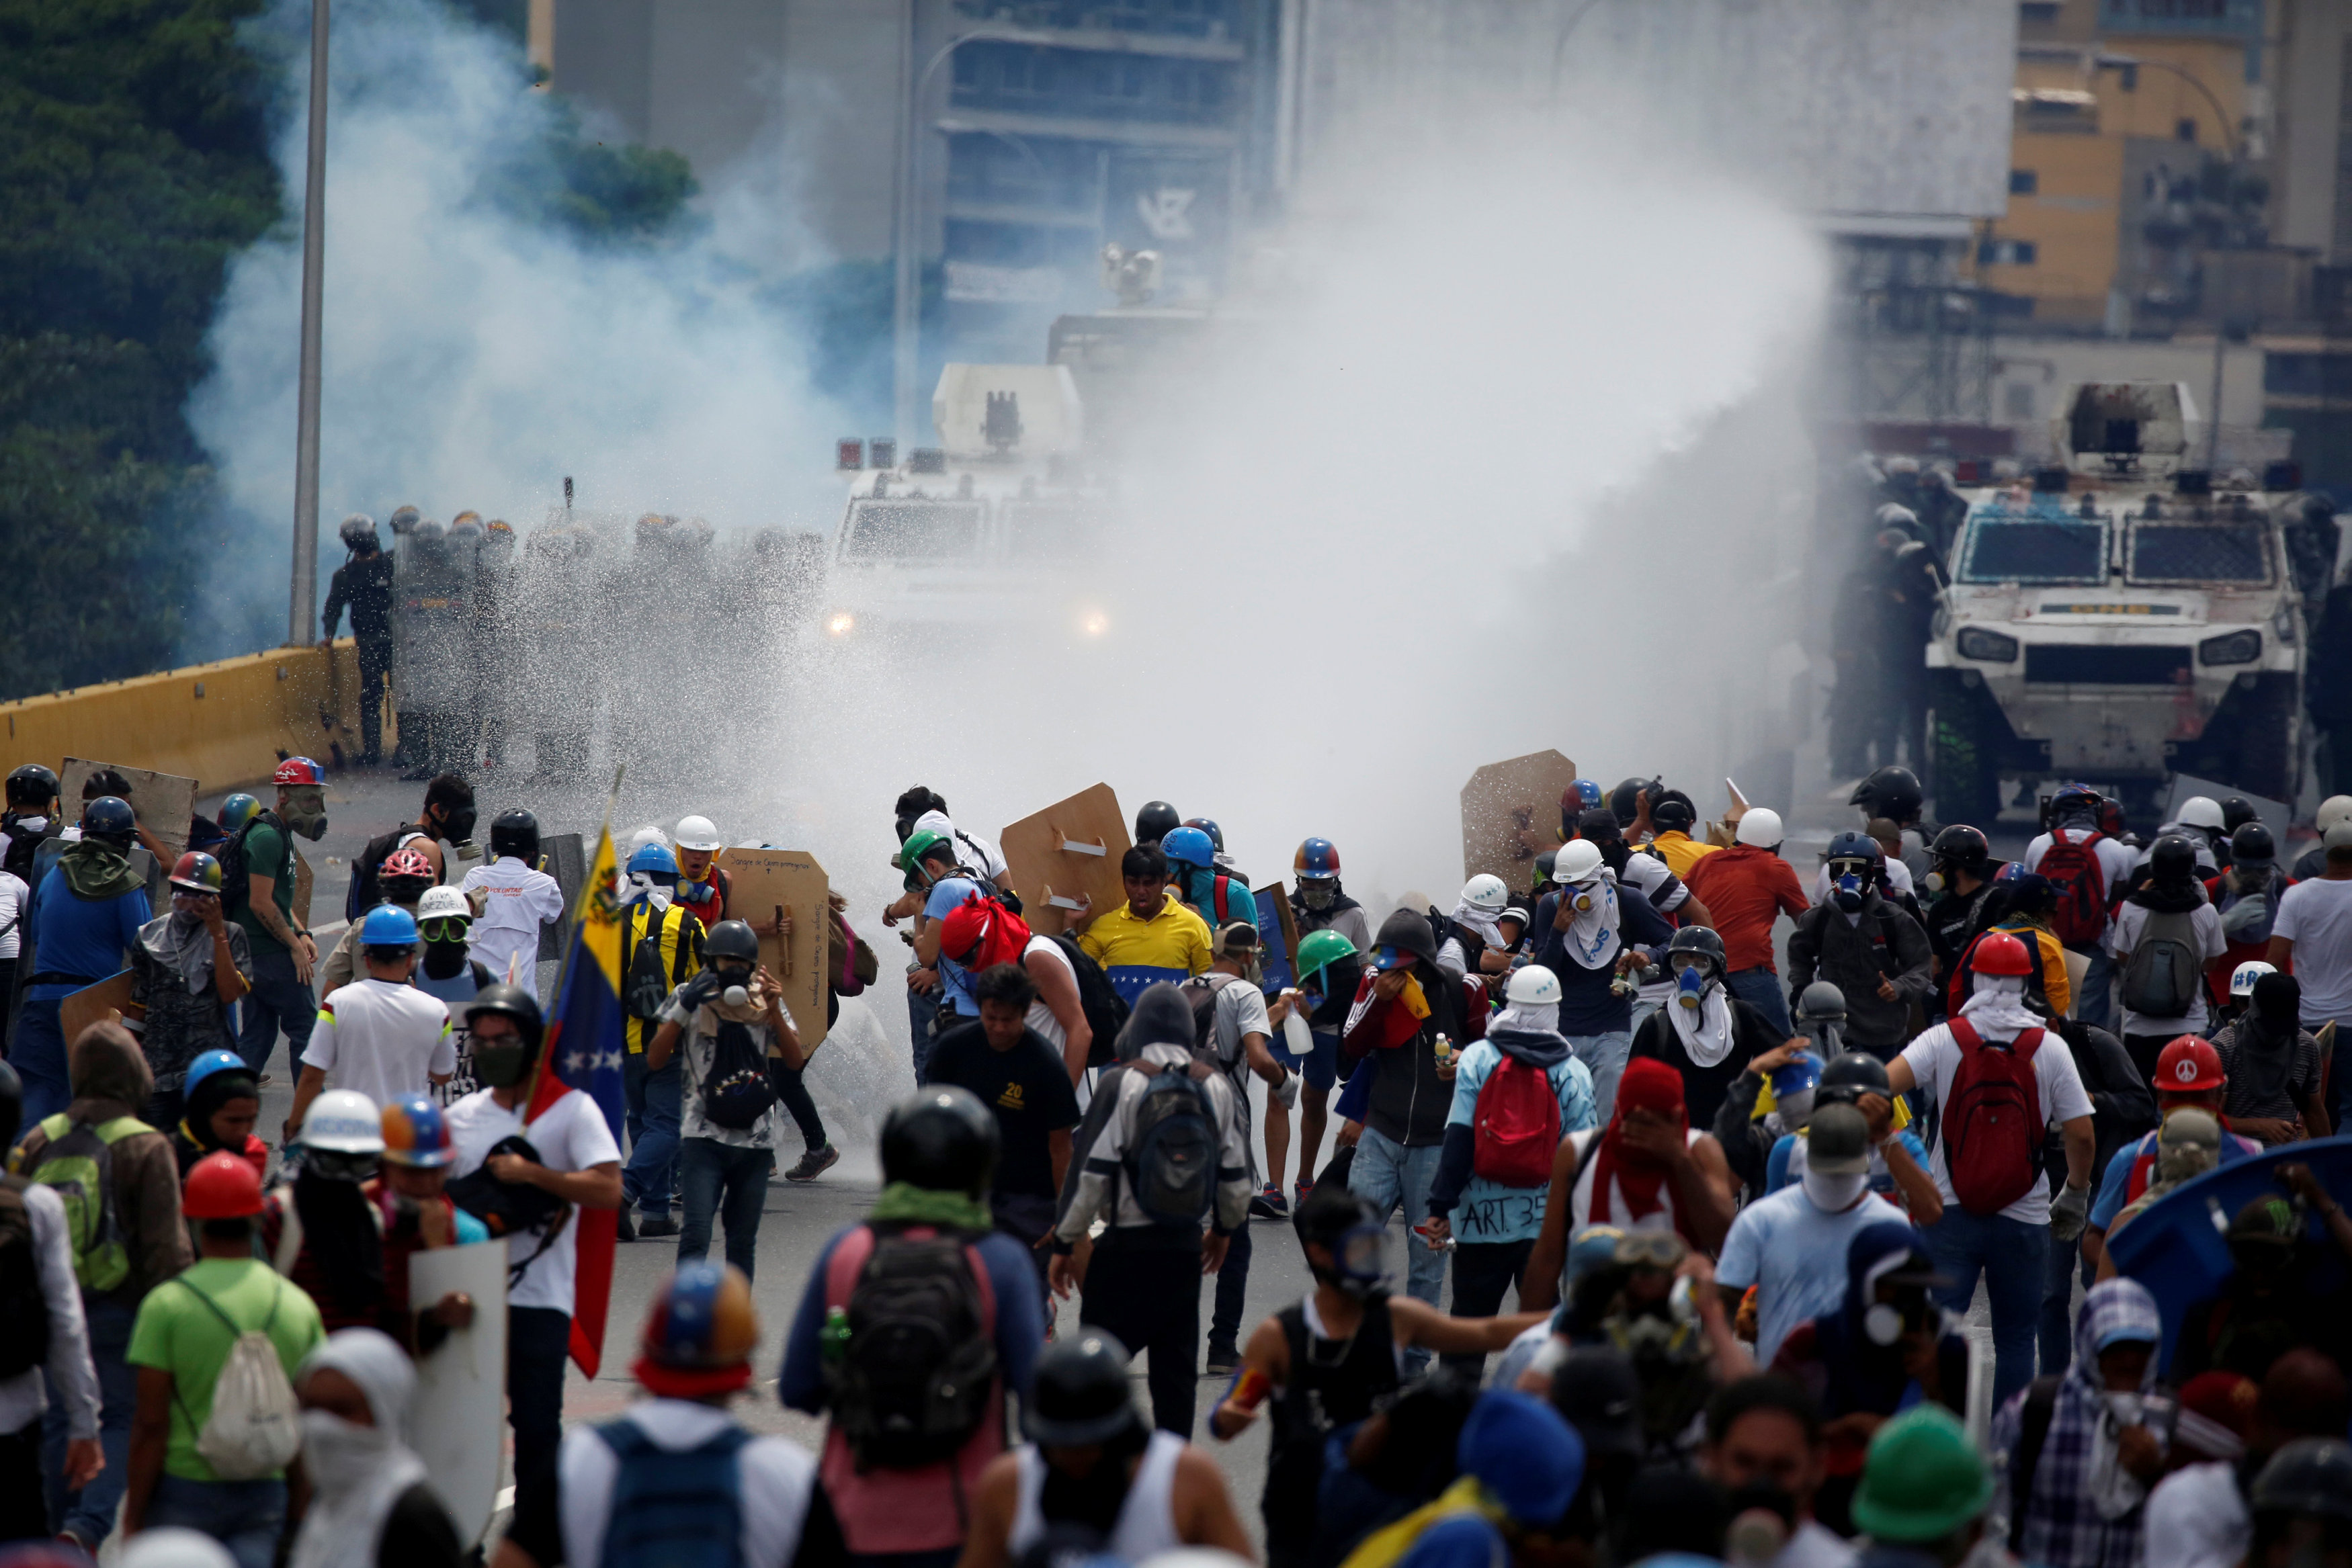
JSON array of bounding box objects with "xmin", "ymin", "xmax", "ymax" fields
[{"xmin": 595, "ymin": 1418, "xmax": 752, "ymax": 1568}]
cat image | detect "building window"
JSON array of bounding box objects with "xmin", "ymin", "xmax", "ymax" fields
[
  {"xmin": 2010, "ymin": 169, "xmax": 2039, "ymax": 195},
  {"xmin": 2019, "ymin": 1, "xmax": 2059, "ymax": 20},
  {"xmin": 1978, "ymin": 239, "xmax": 2038, "ymax": 265}
]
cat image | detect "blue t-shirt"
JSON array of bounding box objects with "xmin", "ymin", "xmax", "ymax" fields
[
  {"xmin": 777, "ymin": 1224, "xmax": 1043, "ymax": 1413},
  {"xmin": 26, "ymin": 865, "xmax": 149, "ymax": 1000},
  {"xmin": 1442, "ymin": 1043, "xmax": 1597, "ymax": 1244},
  {"xmin": 2088, "ymin": 1126, "xmax": 2262, "ymax": 1232},
  {"xmin": 1765, "ymin": 1127, "xmax": 1930, "ymax": 1205},
  {"xmin": 924, "ymin": 877, "xmax": 982, "ymax": 1016},
  {"xmin": 1718, "ymin": 1183, "xmax": 1907, "ymax": 1364}
]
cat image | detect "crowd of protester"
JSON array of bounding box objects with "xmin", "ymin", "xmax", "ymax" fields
[{"xmin": 0, "ymin": 748, "xmax": 2345, "ymax": 1568}]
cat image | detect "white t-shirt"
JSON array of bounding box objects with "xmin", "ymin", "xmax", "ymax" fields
[
  {"xmin": 2024, "ymin": 831, "xmax": 2140, "ymax": 939},
  {"xmin": 1718, "ymin": 1182, "xmax": 1906, "ymax": 1364},
  {"xmin": 1021, "ymin": 934, "xmax": 1074, "ymax": 1053},
  {"xmin": 657, "ymin": 988, "xmax": 794, "ymax": 1149},
  {"xmin": 0, "ymin": 870, "xmax": 26, "ymax": 961},
  {"xmin": 1896, "ymin": 1020, "xmax": 2095, "ymax": 1224},
  {"xmin": 304, "ymin": 977, "xmax": 458, "ymax": 1110},
  {"xmin": 2107, "ymin": 900, "xmax": 2227, "ymax": 1036},
  {"xmin": 461, "ymin": 857, "xmax": 564, "ymax": 993},
  {"xmin": 911, "ymin": 811, "xmax": 1009, "ymax": 883},
  {"xmin": 2142, "ymin": 1461, "xmax": 2246, "ymax": 1568},
  {"xmin": 2275, "ymin": 876, "xmax": 2352, "ymax": 1024},
  {"xmin": 557, "ymin": 1399, "xmax": 819, "ymax": 1568},
  {"xmin": 447, "ymin": 1086, "xmax": 622, "ymax": 1314},
  {"xmin": 1564, "ymin": 1127, "xmax": 1708, "ymax": 1235}
]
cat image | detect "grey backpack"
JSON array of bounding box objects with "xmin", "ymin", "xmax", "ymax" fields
[{"xmin": 2120, "ymin": 909, "xmax": 2199, "ymax": 1018}]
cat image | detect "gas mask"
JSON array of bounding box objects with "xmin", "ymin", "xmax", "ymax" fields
[
  {"xmin": 1300, "ymin": 879, "xmax": 1336, "ymax": 913},
  {"xmin": 280, "ymin": 789, "xmax": 329, "ymax": 842},
  {"xmin": 1607, "ymin": 1276, "xmax": 1704, "ymax": 1364},
  {"xmin": 471, "ymin": 1039, "xmax": 535, "ymax": 1088},
  {"xmin": 713, "ymin": 962, "xmax": 756, "ymax": 1010},
  {"xmin": 1570, "ymin": 882, "xmax": 1601, "ymax": 915},
  {"xmin": 1863, "ymin": 1285, "xmax": 1936, "ymax": 1347},
  {"xmin": 1675, "ymin": 965, "xmax": 1709, "ymax": 1011},
  {"xmin": 303, "ymin": 1147, "xmax": 376, "ymax": 1183},
  {"xmin": 1313, "ymin": 1222, "xmax": 1390, "ymax": 1301},
  {"xmin": 443, "ymin": 805, "xmax": 479, "ymax": 844},
  {"xmin": 1923, "ymin": 864, "xmax": 1951, "ymax": 894},
  {"xmin": 1832, "ymin": 872, "xmax": 1866, "ymax": 913}
]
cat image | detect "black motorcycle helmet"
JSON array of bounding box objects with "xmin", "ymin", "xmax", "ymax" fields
[
  {"xmin": 489, "ymin": 808, "xmax": 540, "ymax": 863},
  {"xmin": 1794, "ymin": 980, "xmax": 1847, "ymax": 1024},
  {"xmin": 5, "ymin": 765, "xmax": 57, "ymax": 812},
  {"xmin": 2230, "ymin": 821, "xmax": 2276, "ymax": 865},
  {"xmin": 463, "ymin": 984, "xmax": 546, "ymax": 1054},
  {"xmin": 2249, "ymin": 1436, "xmax": 2352, "ymax": 1522},
  {"xmin": 1132, "ymin": 801, "xmax": 1180, "ymax": 847},
  {"xmin": 1650, "ymin": 791, "xmax": 1697, "ymax": 835},
  {"xmin": 1665, "ymin": 924, "xmax": 1726, "ymax": 978},
  {"xmin": 79, "ymin": 796, "xmax": 136, "ymax": 849},
  {"xmin": 704, "ymin": 919, "xmax": 760, "ymax": 972},
  {"xmin": 1607, "ymin": 778, "xmax": 1652, "ymax": 827},
  {"xmin": 2221, "ymin": 796, "xmax": 2259, "ymax": 834},
  {"xmin": 1816, "ymin": 1051, "xmax": 1891, "ymax": 1108},
  {"xmin": 1929, "ymin": 823, "xmax": 1990, "ymax": 873},
  {"xmin": 1024, "ymin": 1330, "xmax": 1144, "ymax": 1446},
  {"xmin": 880, "ymin": 1086, "xmax": 1000, "ymax": 1198},
  {"xmin": 2149, "ymin": 834, "xmax": 2199, "ymax": 883},
  {"xmin": 1851, "ymin": 766, "xmax": 1924, "ymax": 825}
]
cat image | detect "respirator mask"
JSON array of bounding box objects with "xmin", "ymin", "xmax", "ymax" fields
[
  {"xmin": 1571, "ymin": 883, "xmax": 1600, "ymax": 915},
  {"xmin": 1676, "ymin": 965, "xmax": 1708, "ymax": 1012},
  {"xmin": 1829, "ymin": 859, "xmax": 1872, "ymax": 913},
  {"xmin": 280, "ymin": 787, "xmax": 329, "ymax": 842},
  {"xmin": 1313, "ymin": 1222, "xmax": 1391, "ymax": 1301},
  {"xmin": 1863, "ymin": 1283, "xmax": 1937, "ymax": 1347},
  {"xmin": 1300, "ymin": 879, "xmax": 1335, "ymax": 912}
]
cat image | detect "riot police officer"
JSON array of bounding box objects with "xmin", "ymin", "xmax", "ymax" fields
[{"xmin": 320, "ymin": 513, "xmax": 396, "ymax": 765}]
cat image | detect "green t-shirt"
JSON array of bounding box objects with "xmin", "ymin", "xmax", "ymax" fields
[
  {"xmin": 127, "ymin": 1258, "xmax": 324, "ymax": 1481},
  {"xmin": 230, "ymin": 820, "xmax": 295, "ymax": 956}
]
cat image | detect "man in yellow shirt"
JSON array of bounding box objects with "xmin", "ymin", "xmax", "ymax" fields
[
  {"xmin": 1646, "ymin": 792, "xmax": 1722, "ymax": 881},
  {"xmin": 1077, "ymin": 843, "xmax": 1213, "ymax": 1006}
]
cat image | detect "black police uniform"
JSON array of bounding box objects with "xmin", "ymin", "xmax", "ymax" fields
[{"xmin": 323, "ymin": 549, "xmax": 396, "ymax": 763}]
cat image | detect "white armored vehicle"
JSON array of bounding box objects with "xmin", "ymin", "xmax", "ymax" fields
[{"xmin": 1927, "ymin": 382, "xmax": 2312, "ymax": 822}]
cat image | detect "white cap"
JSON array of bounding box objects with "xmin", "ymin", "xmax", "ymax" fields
[
  {"xmin": 1735, "ymin": 808, "xmax": 1784, "ymax": 848},
  {"xmin": 2318, "ymin": 795, "xmax": 2352, "ymax": 834},
  {"xmin": 2328, "ymin": 820, "xmax": 2352, "ymax": 853},
  {"xmin": 416, "ymin": 885, "xmax": 469, "ymax": 921},
  {"xmin": 1460, "ymin": 873, "xmax": 1509, "ymax": 914},
  {"xmin": 301, "ymin": 1088, "xmax": 386, "ymax": 1155},
  {"xmin": 1554, "ymin": 840, "xmax": 1605, "ymax": 885},
  {"xmin": 2177, "ymin": 796, "xmax": 2227, "ymax": 830},
  {"xmin": 1505, "ymin": 964, "xmax": 1562, "ymax": 1008},
  {"xmin": 2229, "ymin": 959, "xmax": 2277, "ymax": 997},
  {"xmin": 675, "ymin": 814, "xmax": 722, "ymax": 853}
]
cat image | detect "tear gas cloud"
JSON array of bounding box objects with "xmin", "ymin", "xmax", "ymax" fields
[{"xmin": 189, "ymin": 0, "xmax": 1828, "ymax": 922}]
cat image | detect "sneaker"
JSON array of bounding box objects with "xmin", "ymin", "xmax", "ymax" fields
[
  {"xmin": 1204, "ymin": 1344, "xmax": 1242, "ymax": 1376},
  {"xmin": 616, "ymin": 1208, "xmax": 638, "ymax": 1242},
  {"xmin": 637, "ymin": 1215, "xmax": 679, "ymax": 1239},
  {"xmin": 786, "ymin": 1143, "xmax": 841, "ymax": 1182},
  {"xmin": 1295, "ymin": 1178, "xmax": 1314, "ymax": 1206},
  {"xmin": 1249, "ymin": 1184, "xmax": 1288, "ymax": 1221}
]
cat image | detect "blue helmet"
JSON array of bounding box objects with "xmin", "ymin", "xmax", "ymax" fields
[
  {"xmin": 1294, "ymin": 838, "xmax": 1341, "ymax": 880},
  {"xmin": 360, "ymin": 903, "xmax": 421, "ymax": 946},
  {"xmin": 80, "ymin": 796, "xmax": 136, "ymax": 841},
  {"xmin": 1161, "ymin": 826, "xmax": 1215, "ymax": 871},
  {"xmin": 627, "ymin": 840, "xmax": 679, "ymax": 879},
  {"xmin": 1181, "ymin": 817, "xmax": 1224, "ymax": 853},
  {"xmin": 1568, "ymin": 779, "xmax": 1603, "ymax": 810},
  {"xmin": 1769, "ymin": 1050, "xmax": 1824, "ymax": 1098},
  {"xmin": 183, "ymin": 1050, "xmax": 250, "ymax": 1101},
  {"xmin": 218, "ymin": 793, "xmax": 261, "ymax": 835}
]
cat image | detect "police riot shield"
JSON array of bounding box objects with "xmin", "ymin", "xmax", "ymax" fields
[
  {"xmin": 520, "ymin": 522, "xmax": 599, "ymax": 782},
  {"xmin": 391, "ymin": 521, "xmax": 476, "ymax": 715}
]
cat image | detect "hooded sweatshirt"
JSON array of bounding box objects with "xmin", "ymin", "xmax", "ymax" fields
[
  {"xmin": 1990, "ymin": 1278, "xmax": 2165, "ymax": 1568},
  {"xmin": 11, "ymin": 1027, "xmax": 193, "ymax": 1301},
  {"xmin": 1427, "ymin": 1014, "xmax": 1597, "ymax": 1243},
  {"xmin": 1343, "ymin": 908, "xmax": 1486, "ymax": 1147}
]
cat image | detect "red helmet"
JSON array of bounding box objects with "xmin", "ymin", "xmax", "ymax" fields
[
  {"xmin": 2156, "ymin": 1035, "xmax": 2224, "ymax": 1092},
  {"xmin": 1970, "ymin": 930, "xmax": 2035, "ymax": 977},
  {"xmin": 273, "ymin": 756, "xmax": 325, "ymax": 786},
  {"xmin": 183, "ymin": 1149, "xmax": 263, "ymax": 1219},
  {"xmin": 380, "ymin": 846, "xmax": 434, "ymax": 882}
]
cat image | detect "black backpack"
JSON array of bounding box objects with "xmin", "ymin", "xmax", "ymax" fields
[
  {"xmin": 1426, "ymin": 908, "xmax": 1486, "ymax": 975},
  {"xmin": 0, "ymin": 818, "xmax": 42, "ymax": 885},
  {"xmin": 828, "ymin": 1225, "xmax": 999, "ymax": 1470},
  {"xmin": 1180, "ymin": 975, "xmax": 1245, "ymax": 1069},
  {"xmin": 0, "ymin": 1177, "xmax": 50, "ymax": 1380},
  {"xmin": 1052, "ymin": 934, "xmax": 1130, "ymax": 1068},
  {"xmin": 219, "ymin": 810, "xmax": 286, "ymax": 912},
  {"xmin": 624, "ymin": 906, "xmax": 698, "ymax": 1022},
  {"xmin": 1125, "ymin": 1065, "xmax": 1218, "ymax": 1227},
  {"xmin": 343, "ymin": 824, "xmax": 423, "ymax": 922},
  {"xmin": 700, "ymin": 1018, "xmax": 777, "ymax": 1131}
]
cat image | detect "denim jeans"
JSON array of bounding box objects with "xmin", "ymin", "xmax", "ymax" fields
[
  {"xmin": 146, "ymin": 1473, "xmax": 288, "ymax": 1568},
  {"xmin": 2071, "ymin": 943, "xmax": 2115, "ymax": 1032},
  {"xmin": 1208, "ymin": 1212, "xmax": 1253, "ymax": 1355},
  {"xmin": 1725, "ymin": 967, "xmax": 1793, "ymax": 1037},
  {"xmin": 1445, "ymin": 1238, "xmax": 1534, "ymax": 1376},
  {"xmin": 9, "ymin": 998, "xmax": 71, "ymax": 1127},
  {"xmin": 1924, "ymin": 1205, "xmax": 2048, "ymax": 1410},
  {"xmin": 677, "ymin": 1137, "xmax": 769, "ymax": 1279},
  {"xmin": 621, "ymin": 1053, "xmax": 681, "ymax": 1215},
  {"xmin": 2040, "ymin": 1221, "xmax": 2093, "ymax": 1373},
  {"xmin": 235, "ymin": 945, "xmax": 315, "ymax": 1079},
  {"xmin": 1347, "ymin": 1127, "xmax": 1444, "ymax": 1370},
  {"xmin": 1564, "ymin": 1031, "xmax": 1633, "ymax": 1125},
  {"xmin": 907, "ymin": 982, "xmax": 937, "ymax": 1084},
  {"xmin": 43, "ymin": 1293, "xmax": 136, "ymax": 1547}
]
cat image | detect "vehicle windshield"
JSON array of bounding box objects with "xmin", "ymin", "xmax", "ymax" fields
[
  {"xmin": 1957, "ymin": 515, "xmax": 2108, "ymax": 585},
  {"xmin": 2126, "ymin": 522, "xmax": 2271, "ymax": 585},
  {"xmin": 840, "ymin": 500, "xmax": 984, "ymax": 561}
]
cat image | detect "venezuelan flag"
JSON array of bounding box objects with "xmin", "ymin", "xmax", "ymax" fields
[{"xmin": 528, "ymin": 825, "xmax": 628, "ymax": 1376}]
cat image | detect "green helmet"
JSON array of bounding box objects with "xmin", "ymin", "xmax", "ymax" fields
[
  {"xmin": 1296, "ymin": 928, "xmax": 1359, "ymax": 988},
  {"xmin": 896, "ymin": 829, "xmax": 954, "ymax": 889},
  {"xmin": 1850, "ymin": 1407, "xmax": 1993, "ymax": 1544}
]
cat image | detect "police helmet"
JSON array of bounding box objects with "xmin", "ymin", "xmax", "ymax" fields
[
  {"xmin": 338, "ymin": 513, "xmax": 379, "ymax": 552},
  {"xmin": 880, "ymin": 1086, "xmax": 1000, "ymax": 1199}
]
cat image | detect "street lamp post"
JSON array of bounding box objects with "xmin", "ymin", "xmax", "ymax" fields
[{"xmin": 288, "ymin": 0, "xmax": 330, "ymax": 646}]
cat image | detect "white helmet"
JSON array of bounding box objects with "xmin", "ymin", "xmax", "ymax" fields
[
  {"xmin": 1554, "ymin": 840, "xmax": 1605, "ymax": 885},
  {"xmin": 416, "ymin": 885, "xmax": 469, "ymax": 922},
  {"xmin": 2177, "ymin": 796, "xmax": 2227, "ymax": 831},
  {"xmin": 2229, "ymin": 959, "xmax": 2278, "ymax": 997},
  {"xmin": 1460, "ymin": 873, "xmax": 1509, "ymax": 915},
  {"xmin": 2318, "ymin": 795, "xmax": 2352, "ymax": 834},
  {"xmin": 120, "ymin": 1529, "xmax": 239, "ymax": 1568},
  {"xmin": 627, "ymin": 824, "xmax": 669, "ymax": 857},
  {"xmin": 1735, "ymin": 808, "xmax": 1784, "ymax": 848},
  {"xmin": 1505, "ymin": 963, "xmax": 1562, "ymax": 1008},
  {"xmin": 675, "ymin": 814, "xmax": 722, "ymax": 853},
  {"xmin": 301, "ymin": 1088, "xmax": 386, "ymax": 1155}
]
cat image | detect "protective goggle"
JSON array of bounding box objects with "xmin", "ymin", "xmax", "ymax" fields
[
  {"xmin": 302, "ymin": 1147, "xmax": 378, "ymax": 1182},
  {"xmin": 419, "ymin": 916, "xmax": 471, "ymax": 941},
  {"xmin": 1332, "ymin": 1222, "xmax": 1388, "ymax": 1284},
  {"xmin": 1826, "ymin": 857, "xmax": 1875, "ymax": 881},
  {"xmin": 1613, "ymin": 1230, "xmax": 1687, "ymax": 1270}
]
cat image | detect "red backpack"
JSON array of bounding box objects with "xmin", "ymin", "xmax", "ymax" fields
[
  {"xmin": 938, "ymin": 891, "xmax": 1033, "ymax": 975},
  {"xmin": 2038, "ymin": 829, "xmax": 2110, "ymax": 948},
  {"xmin": 1941, "ymin": 1017, "xmax": 2046, "ymax": 1217},
  {"xmin": 1472, "ymin": 1054, "xmax": 1562, "ymax": 1188}
]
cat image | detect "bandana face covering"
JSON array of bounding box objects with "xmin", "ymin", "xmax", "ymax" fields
[
  {"xmin": 1802, "ymin": 1169, "xmax": 1870, "ymax": 1213},
  {"xmin": 1301, "ymin": 881, "xmax": 1335, "ymax": 912},
  {"xmin": 627, "ymin": 873, "xmax": 673, "ymax": 912}
]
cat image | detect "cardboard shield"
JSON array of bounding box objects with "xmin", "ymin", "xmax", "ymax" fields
[
  {"xmin": 1254, "ymin": 883, "xmax": 1302, "ymax": 994},
  {"xmin": 1460, "ymin": 750, "xmax": 1580, "ymax": 887},
  {"xmin": 999, "ymin": 785, "xmax": 1131, "ymax": 936},
  {"xmin": 535, "ymin": 832, "xmax": 587, "ymax": 963},
  {"xmin": 408, "ymin": 1242, "xmax": 510, "ymax": 1545},
  {"xmin": 59, "ymin": 760, "xmax": 196, "ymax": 869},
  {"xmin": 712, "ymin": 848, "xmax": 829, "ymax": 1054}
]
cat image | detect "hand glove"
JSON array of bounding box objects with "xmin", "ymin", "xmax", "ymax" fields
[
  {"xmin": 677, "ymin": 970, "xmax": 725, "ymax": 1010},
  {"xmin": 2050, "ymin": 1182, "xmax": 2091, "ymax": 1243},
  {"xmin": 1273, "ymin": 1068, "xmax": 1301, "ymax": 1111}
]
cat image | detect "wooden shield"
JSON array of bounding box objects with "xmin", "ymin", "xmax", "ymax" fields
[
  {"xmin": 1460, "ymin": 750, "xmax": 1581, "ymax": 886},
  {"xmin": 60, "ymin": 972, "xmax": 140, "ymax": 1045},
  {"xmin": 713, "ymin": 848, "xmax": 829, "ymax": 1053},
  {"xmin": 998, "ymin": 784, "xmax": 1132, "ymax": 937},
  {"xmin": 60, "ymin": 759, "xmax": 196, "ymax": 869}
]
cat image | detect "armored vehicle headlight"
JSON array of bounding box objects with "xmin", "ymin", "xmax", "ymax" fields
[
  {"xmin": 2197, "ymin": 629, "xmax": 2262, "ymax": 666},
  {"xmin": 1956, "ymin": 627, "xmax": 2020, "ymax": 662}
]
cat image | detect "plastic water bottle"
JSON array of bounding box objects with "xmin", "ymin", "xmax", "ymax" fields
[{"xmin": 821, "ymin": 1306, "xmax": 851, "ymax": 1367}]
